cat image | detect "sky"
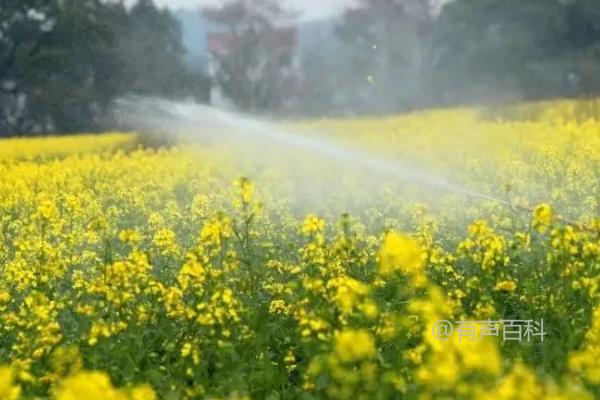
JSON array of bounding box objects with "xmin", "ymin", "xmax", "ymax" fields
[{"xmin": 151, "ymin": 0, "xmax": 355, "ymax": 20}]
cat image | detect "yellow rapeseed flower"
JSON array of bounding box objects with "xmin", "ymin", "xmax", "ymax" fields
[
  {"xmin": 494, "ymin": 280, "xmax": 518, "ymax": 292},
  {"xmin": 533, "ymin": 203, "xmax": 553, "ymax": 233},
  {"xmin": 53, "ymin": 371, "xmax": 124, "ymax": 400},
  {"xmin": 0, "ymin": 367, "xmax": 21, "ymax": 400},
  {"xmin": 334, "ymin": 329, "xmax": 376, "ymax": 363},
  {"xmin": 301, "ymin": 215, "xmax": 325, "ymax": 235},
  {"xmin": 378, "ymin": 232, "xmax": 424, "ymax": 276}
]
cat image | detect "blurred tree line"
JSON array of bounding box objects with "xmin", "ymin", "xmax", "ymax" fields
[
  {"xmin": 3, "ymin": 0, "xmax": 600, "ymax": 134},
  {"xmin": 0, "ymin": 0, "xmax": 209, "ymax": 136},
  {"xmin": 299, "ymin": 0, "xmax": 600, "ymax": 115}
]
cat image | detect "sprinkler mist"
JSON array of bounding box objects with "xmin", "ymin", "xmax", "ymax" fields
[{"xmin": 115, "ymin": 96, "xmax": 547, "ymax": 218}]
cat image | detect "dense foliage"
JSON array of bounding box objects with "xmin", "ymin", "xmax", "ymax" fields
[
  {"xmin": 305, "ymin": 0, "xmax": 600, "ymax": 114},
  {"xmin": 0, "ymin": 0, "xmax": 209, "ymax": 136}
]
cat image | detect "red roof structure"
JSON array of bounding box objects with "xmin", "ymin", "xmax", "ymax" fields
[
  {"xmin": 207, "ymin": 27, "xmax": 298, "ymax": 56},
  {"xmin": 207, "ymin": 32, "xmax": 235, "ymax": 56}
]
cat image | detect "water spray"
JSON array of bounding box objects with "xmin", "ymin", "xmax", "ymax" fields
[
  {"xmin": 114, "ymin": 96, "xmax": 591, "ymax": 231},
  {"xmin": 116, "ymin": 97, "xmax": 498, "ymax": 198}
]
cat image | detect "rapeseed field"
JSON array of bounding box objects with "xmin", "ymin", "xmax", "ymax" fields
[{"xmin": 0, "ymin": 100, "xmax": 598, "ymax": 399}]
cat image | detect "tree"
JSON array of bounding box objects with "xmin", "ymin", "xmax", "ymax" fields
[
  {"xmin": 119, "ymin": 0, "xmax": 184, "ymax": 97},
  {"xmin": 336, "ymin": 0, "xmax": 436, "ymax": 113},
  {"xmin": 0, "ymin": 0, "xmax": 210, "ymax": 136},
  {"xmin": 431, "ymin": 0, "xmax": 600, "ymax": 104},
  {"xmin": 0, "ymin": 0, "xmax": 127, "ymax": 135},
  {"xmin": 203, "ymin": 0, "xmax": 299, "ymax": 113},
  {"xmin": 1, "ymin": 0, "xmax": 59, "ymax": 133}
]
